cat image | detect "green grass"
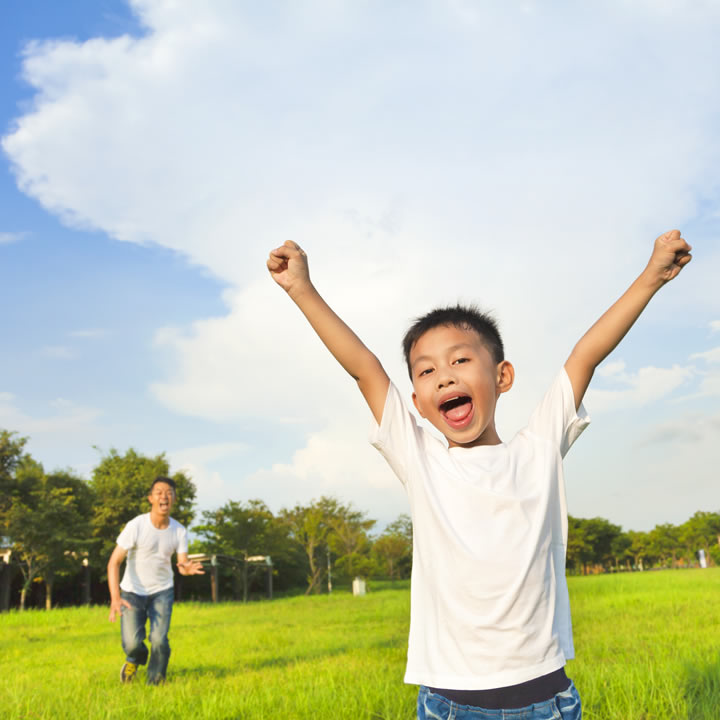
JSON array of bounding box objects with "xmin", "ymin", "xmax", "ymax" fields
[
  {"xmin": 2, "ymin": 571, "xmax": 720, "ymax": 719},
  {"xmin": 570, "ymin": 569, "xmax": 720, "ymax": 719}
]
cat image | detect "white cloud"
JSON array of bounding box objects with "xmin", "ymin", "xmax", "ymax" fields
[
  {"xmin": 4, "ymin": 1, "xmax": 720, "ymax": 286},
  {"xmin": 0, "ymin": 392, "xmax": 101, "ymax": 435},
  {"xmin": 638, "ymin": 411, "xmax": 720, "ymax": 448},
  {"xmin": 40, "ymin": 345, "xmax": 75, "ymax": 359},
  {"xmin": 597, "ymin": 360, "xmax": 626, "ymax": 378},
  {"xmin": 691, "ymin": 346, "xmax": 720, "ymax": 364},
  {"xmin": 3, "ymin": 1, "xmax": 720, "ymax": 527},
  {"xmin": 694, "ymin": 367, "xmax": 720, "ymax": 399},
  {"xmin": 167, "ymin": 441, "xmax": 250, "ymax": 510},
  {"xmin": 69, "ymin": 328, "xmax": 108, "ymax": 339},
  {"xmin": 710, "ymin": 320, "xmax": 720, "ymax": 334},
  {"xmin": 565, "ymin": 407, "xmax": 720, "ymax": 531},
  {"xmin": 242, "ymin": 420, "xmax": 408, "ymax": 527},
  {"xmin": 0, "ymin": 232, "xmax": 27, "ymax": 245},
  {"xmin": 585, "ymin": 364, "xmax": 694, "ymax": 413},
  {"xmin": 685, "ymin": 347, "xmax": 720, "ymax": 399}
]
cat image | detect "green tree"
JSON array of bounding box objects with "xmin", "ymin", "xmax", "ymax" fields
[
  {"xmin": 280, "ymin": 498, "xmax": 332, "ymax": 594},
  {"xmin": 90, "ymin": 448, "xmax": 197, "ymax": 565},
  {"xmin": 6, "ymin": 459, "xmax": 93, "ymax": 609},
  {"xmin": 373, "ymin": 514, "xmax": 412, "ymax": 581},
  {"xmin": 326, "ymin": 499, "xmax": 375, "ymax": 581},
  {"xmin": 0, "ymin": 430, "xmax": 29, "ymax": 525},
  {"xmin": 567, "ymin": 516, "xmax": 623, "ymax": 574},
  {"xmin": 280, "ymin": 497, "xmax": 377, "ymax": 592},
  {"xmin": 567, "ymin": 516, "xmax": 590, "ymax": 574},
  {"xmin": 584, "ymin": 517, "xmax": 623, "ymax": 571},
  {"xmin": 0, "ymin": 430, "xmax": 26, "ymax": 473},
  {"xmin": 679, "ymin": 511, "xmax": 720, "ymax": 566},
  {"xmin": 610, "ymin": 532, "xmax": 632, "ymax": 571},
  {"xmin": 192, "ymin": 499, "xmax": 304, "ymax": 595},
  {"xmin": 626, "ymin": 530, "xmax": 652, "ymax": 570},
  {"xmin": 649, "ymin": 523, "xmax": 680, "ymax": 568}
]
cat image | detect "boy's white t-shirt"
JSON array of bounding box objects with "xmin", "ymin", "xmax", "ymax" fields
[
  {"xmin": 370, "ymin": 368, "xmax": 590, "ymax": 690},
  {"xmin": 117, "ymin": 513, "xmax": 188, "ymax": 595}
]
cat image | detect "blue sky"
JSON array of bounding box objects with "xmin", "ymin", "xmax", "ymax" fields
[{"xmin": 1, "ymin": 0, "xmax": 719, "ymax": 533}]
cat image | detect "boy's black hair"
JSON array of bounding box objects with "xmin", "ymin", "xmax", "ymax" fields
[
  {"xmin": 149, "ymin": 476, "xmax": 177, "ymax": 493},
  {"xmin": 402, "ymin": 304, "xmax": 504, "ymax": 378}
]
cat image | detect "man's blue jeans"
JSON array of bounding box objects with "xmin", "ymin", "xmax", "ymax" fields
[
  {"xmin": 120, "ymin": 587, "xmax": 174, "ymax": 684},
  {"xmin": 417, "ymin": 681, "xmax": 582, "ymax": 720}
]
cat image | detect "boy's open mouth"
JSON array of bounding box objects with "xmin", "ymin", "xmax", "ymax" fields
[{"xmin": 439, "ymin": 395, "xmax": 474, "ymax": 429}]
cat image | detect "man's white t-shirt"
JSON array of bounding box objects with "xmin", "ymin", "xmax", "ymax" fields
[
  {"xmin": 117, "ymin": 514, "xmax": 188, "ymax": 595},
  {"xmin": 370, "ymin": 368, "xmax": 590, "ymax": 690}
]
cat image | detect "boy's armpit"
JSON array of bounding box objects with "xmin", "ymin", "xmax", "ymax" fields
[
  {"xmin": 526, "ymin": 369, "xmax": 590, "ymax": 458},
  {"xmin": 369, "ymin": 380, "xmax": 427, "ymax": 488}
]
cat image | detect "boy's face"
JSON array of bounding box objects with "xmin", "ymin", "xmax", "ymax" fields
[
  {"xmin": 148, "ymin": 482, "xmax": 175, "ymax": 517},
  {"xmin": 409, "ymin": 325, "xmax": 513, "ymax": 448}
]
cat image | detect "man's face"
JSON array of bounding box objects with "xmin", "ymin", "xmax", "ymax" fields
[
  {"xmin": 148, "ymin": 482, "xmax": 175, "ymax": 516},
  {"xmin": 409, "ymin": 325, "xmax": 509, "ymax": 448}
]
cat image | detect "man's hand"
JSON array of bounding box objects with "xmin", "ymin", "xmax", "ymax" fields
[
  {"xmin": 177, "ymin": 558, "xmax": 205, "ymax": 576},
  {"xmin": 109, "ymin": 597, "xmax": 131, "ymax": 623},
  {"xmin": 646, "ymin": 229, "xmax": 692, "ymax": 285},
  {"xmin": 267, "ymin": 241, "xmax": 312, "ymax": 297}
]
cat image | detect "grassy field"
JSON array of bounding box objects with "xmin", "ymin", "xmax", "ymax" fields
[{"xmin": 2, "ymin": 570, "xmax": 720, "ymax": 719}]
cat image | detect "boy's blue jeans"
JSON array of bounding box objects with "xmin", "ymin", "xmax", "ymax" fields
[
  {"xmin": 417, "ymin": 681, "xmax": 581, "ymax": 720},
  {"xmin": 120, "ymin": 587, "xmax": 174, "ymax": 683}
]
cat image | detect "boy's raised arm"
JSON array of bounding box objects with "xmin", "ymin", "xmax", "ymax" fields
[
  {"xmin": 565, "ymin": 229, "xmax": 692, "ymax": 410},
  {"xmin": 267, "ymin": 241, "xmax": 390, "ymax": 424}
]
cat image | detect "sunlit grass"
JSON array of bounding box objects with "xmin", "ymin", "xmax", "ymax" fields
[
  {"xmin": 569, "ymin": 568, "xmax": 720, "ymax": 720},
  {"xmin": 2, "ymin": 571, "xmax": 720, "ymax": 718}
]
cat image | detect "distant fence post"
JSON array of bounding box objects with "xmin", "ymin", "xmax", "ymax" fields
[
  {"xmin": 0, "ymin": 550, "xmax": 12, "ymax": 612},
  {"xmin": 243, "ymin": 553, "xmax": 248, "ymax": 604},
  {"xmin": 327, "ymin": 549, "xmax": 332, "ymax": 594},
  {"xmin": 82, "ymin": 558, "xmax": 91, "ymax": 606},
  {"xmin": 245, "ymin": 555, "xmax": 273, "ymax": 601},
  {"xmin": 210, "ymin": 555, "xmax": 218, "ymax": 603}
]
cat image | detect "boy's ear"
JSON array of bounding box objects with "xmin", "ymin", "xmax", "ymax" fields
[
  {"xmin": 496, "ymin": 361, "xmax": 514, "ymax": 395},
  {"xmin": 411, "ymin": 391, "xmax": 427, "ymax": 418}
]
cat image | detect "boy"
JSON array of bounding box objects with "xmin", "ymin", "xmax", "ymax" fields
[
  {"xmin": 267, "ymin": 230, "xmax": 691, "ymax": 718},
  {"xmin": 107, "ymin": 476, "xmax": 204, "ymax": 685}
]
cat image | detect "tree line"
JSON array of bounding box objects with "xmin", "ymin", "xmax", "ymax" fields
[
  {"xmin": 566, "ymin": 513, "xmax": 720, "ymax": 575},
  {"xmin": 0, "ymin": 430, "xmax": 412, "ymax": 610},
  {"xmin": 2, "ymin": 428, "xmax": 718, "ymax": 610}
]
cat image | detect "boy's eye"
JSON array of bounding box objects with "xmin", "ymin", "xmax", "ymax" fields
[
  {"xmin": 453, "ymin": 357, "xmax": 469, "ymax": 365},
  {"xmin": 418, "ymin": 367, "xmax": 433, "ymax": 377}
]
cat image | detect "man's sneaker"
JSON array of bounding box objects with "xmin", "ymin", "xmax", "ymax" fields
[{"xmin": 120, "ymin": 662, "xmax": 138, "ymax": 683}]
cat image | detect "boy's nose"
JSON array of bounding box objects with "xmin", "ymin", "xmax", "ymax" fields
[{"xmin": 436, "ymin": 373, "xmax": 456, "ymax": 390}]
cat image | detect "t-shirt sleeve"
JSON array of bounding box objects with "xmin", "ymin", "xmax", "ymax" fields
[
  {"xmin": 369, "ymin": 381, "xmax": 425, "ymax": 486},
  {"xmin": 526, "ymin": 367, "xmax": 591, "ymax": 457},
  {"xmin": 175, "ymin": 524, "xmax": 189, "ymax": 555},
  {"xmin": 116, "ymin": 517, "xmax": 139, "ymax": 551}
]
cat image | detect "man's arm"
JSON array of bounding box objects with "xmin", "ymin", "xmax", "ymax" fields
[
  {"xmin": 107, "ymin": 545, "xmax": 130, "ymax": 622},
  {"xmin": 176, "ymin": 552, "xmax": 205, "ymax": 576},
  {"xmin": 267, "ymin": 241, "xmax": 390, "ymax": 423},
  {"xmin": 565, "ymin": 229, "xmax": 692, "ymax": 409}
]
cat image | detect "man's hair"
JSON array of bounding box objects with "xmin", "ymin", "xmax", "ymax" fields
[
  {"xmin": 149, "ymin": 476, "xmax": 177, "ymax": 494},
  {"xmin": 402, "ymin": 304, "xmax": 504, "ymax": 378}
]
